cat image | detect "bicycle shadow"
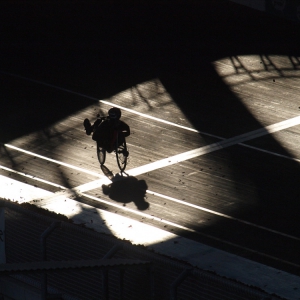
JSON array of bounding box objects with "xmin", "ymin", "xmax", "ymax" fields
[{"xmin": 101, "ymin": 165, "xmax": 149, "ymax": 211}]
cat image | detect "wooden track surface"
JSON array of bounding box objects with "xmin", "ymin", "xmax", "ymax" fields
[{"xmin": 1, "ymin": 0, "xmax": 300, "ymax": 276}]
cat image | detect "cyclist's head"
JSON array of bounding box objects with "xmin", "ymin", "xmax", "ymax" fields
[{"xmin": 108, "ymin": 107, "xmax": 121, "ymax": 120}]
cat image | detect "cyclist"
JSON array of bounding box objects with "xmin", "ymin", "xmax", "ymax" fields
[{"xmin": 84, "ymin": 107, "xmax": 130, "ymax": 153}]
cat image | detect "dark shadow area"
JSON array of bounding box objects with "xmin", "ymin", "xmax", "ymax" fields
[
  {"xmin": 1, "ymin": 0, "xmax": 300, "ymax": 275},
  {"xmin": 101, "ymin": 165, "xmax": 149, "ymax": 210},
  {"xmin": 0, "ymin": 74, "xmax": 96, "ymax": 143},
  {"xmin": 1, "ymin": 0, "xmax": 299, "ymax": 141}
]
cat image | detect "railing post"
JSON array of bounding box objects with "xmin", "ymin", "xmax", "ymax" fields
[
  {"xmin": 148, "ymin": 264, "xmax": 155, "ymax": 300},
  {"xmin": 119, "ymin": 268, "xmax": 125, "ymax": 300},
  {"xmin": 40, "ymin": 222, "xmax": 61, "ymax": 300},
  {"xmin": 170, "ymin": 268, "xmax": 192, "ymax": 300},
  {"xmin": 102, "ymin": 244, "xmax": 123, "ymax": 300},
  {"xmin": 102, "ymin": 269, "xmax": 109, "ymax": 300}
]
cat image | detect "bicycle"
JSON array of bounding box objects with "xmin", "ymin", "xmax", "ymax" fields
[{"xmin": 95, "ymin": 116, "xmax": 129, "ymax": 172}]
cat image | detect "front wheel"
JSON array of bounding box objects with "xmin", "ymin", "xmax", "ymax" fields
[
  {"xmin": 97, "ymin": 144, "xmax": 106, "ymax": 165},
  {"xmin": 116, "ymin": 140, "xmax": 128, "ymax": 172}
]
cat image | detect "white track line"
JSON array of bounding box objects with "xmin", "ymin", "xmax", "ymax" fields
[
  {"xmin": 239, "ymin": 143, "xmax": 300, "ymax": 163},
  {"xmin": 147, "ymin": 190, "xmax": 300, "ymax": 241},
  {"xmin": 0, "ymin": 165, "xmax": 66, "ymax": 190},
  {"xmin": 0, "ymin": 71, "xmax": 236, "ymax": 139},
  {"xmin": 126, "ymin": 115, "xmax": 300, "ymax": 176},
  {"xmin": 99, "ymin": 100, "xmax": 201, "ymax": 134},
  {"xmin": 74, "ymin": 178, "xmax": 111, "ymax": 193},
  {"xmin": 0, "ymin": 71, "xmax": 100, "ymax": 101},
  {"xmin": 0, "ymin": 71, "xmax": 208, "ymax": 135},
  {"xmin": 81, "ymin": 192, "xmax": 194, "ymax": 232},
  {"xmin": 3, "ymin": 144, "xmax": 104, "ymax": 178},
  {"xmin": 77, "ymin": 193, "xmax": 299, "ymax": 268}
]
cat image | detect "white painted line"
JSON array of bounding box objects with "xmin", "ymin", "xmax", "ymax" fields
[
  {"xmin": 73, "ymin": 178, "xmax": 111, "ymax": 193},
  {"xmin": 53, "ymin": 189, "xmax": 300, "ymax": 268},
  {"xmin": 126, "ymin": 115, "xmax": 300, "ymax": 176},
  {"xmin": 0, "ymin": 71, "xmax": 223, "ymax": 138},
  {"xmin": 0, "ymin": 165, "xmax": 66, "ymax": 190},
  {"xmin": 3, "ymin": 144, "xmax": 104, "ymax": 178},
  {"xmin": 80, "ymin": 192, "xmax": 195, "ymax": 232},
  {"xmin": 240, "ymin": 143, "xmax": 300, "ymax": 163},
  {"xmin": 147, "ymin": 190, "xmax": 300, "ymax": 241},
  {"xmin": 61, "ymin": 191, "xmax": 300, "ymax": 269},
  {"xmin": 99, "ymin": 100, "xmax": 201, "ymax": 134},
  {"xmin": 0, "ymin": 71, "xmax": 99, "ymax": 101}
]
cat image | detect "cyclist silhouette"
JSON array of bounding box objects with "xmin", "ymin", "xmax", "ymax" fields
[{"xmin": 84, "ymin": 107, "xmax": 130, "ymax": 153}]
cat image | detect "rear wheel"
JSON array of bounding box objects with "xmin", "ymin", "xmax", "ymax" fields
[
  {"xmin": 116, "ymin": 140, "xmax": 128, "ymax": 172},
  {"xmin": 97, "ymin": 145, "xmax": 106, "ymax": 165}
]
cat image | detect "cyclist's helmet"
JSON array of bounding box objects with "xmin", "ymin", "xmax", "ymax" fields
[{"xmin": 108, "ymin": 107, "xmax": 121, "ymax": 120}]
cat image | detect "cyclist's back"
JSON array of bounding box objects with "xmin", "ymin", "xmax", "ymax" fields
[{"xmin": 85, "ymin": 107, "xmax": 130, "ymax": 153}]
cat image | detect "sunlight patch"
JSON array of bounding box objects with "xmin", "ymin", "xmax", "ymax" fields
[
  {"xmin": 104, "ymin": 78, "xmax": 196, "ymax": 130},
  {"xmin": 97, "ymin": 209, "xmax": 174, "ymax": 245},
  {"xmin": 212, "ymin": 54, "xmax": 300, "ymax": 150},
  {"xmin": 212, "ymin": 54, "xmax": 300, "ymax": 160},
  {"xmin": 0, "ymin": 175, "xmax": 51, "ymax": 203},
  {"xmin": 213, "ymin": 55, "xmax": 300, "ymax": 87}
]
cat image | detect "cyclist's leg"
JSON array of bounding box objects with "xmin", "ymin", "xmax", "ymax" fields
[{"xmin": 83, "ymin": 119, "xmax": 92, "ymax": 135}]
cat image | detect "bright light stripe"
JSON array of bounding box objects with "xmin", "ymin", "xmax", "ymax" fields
[
  {"xmin": 0, "ymin": 165, "xmax": 66, "ymax": 190},
  {"xmin": 147, "ymin": 190, "xmax": 300, "ymax": 241},
  {"xmin": 126, "ymin": 115, "xmax": 300, "ymax": 176},
  {"xmin": 3, "ymin": 144, "xmax": 104, "ymax": 178}
]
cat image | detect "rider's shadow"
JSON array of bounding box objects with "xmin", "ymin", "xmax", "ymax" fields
[{"xmin": 101, "ymin": 167, "xmax": 149, "ymax": 210}]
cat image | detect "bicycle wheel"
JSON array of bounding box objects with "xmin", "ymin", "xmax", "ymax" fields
[
  {"xmin": 116, "ymin": 139, "xmax": 128, "ymax": 172},
  {"xmin": 97, "ymin": 144, "xmax": 106, "ymax": 165}
]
